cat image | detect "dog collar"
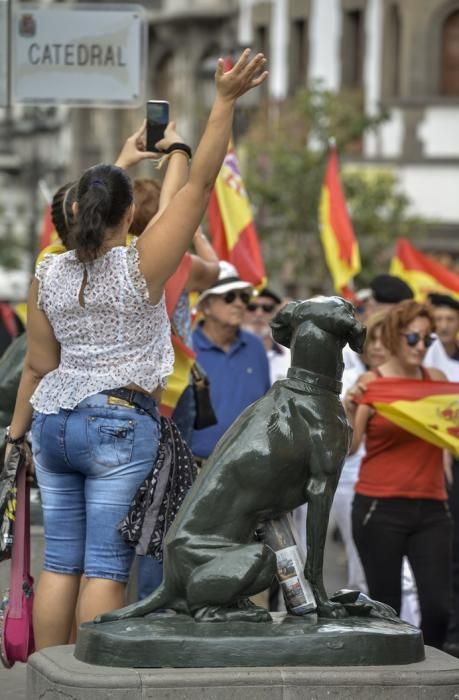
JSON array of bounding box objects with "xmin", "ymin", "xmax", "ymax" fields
[{"xmin": 286, "ymin": 367, "xmax": 342, "ymax": 395}]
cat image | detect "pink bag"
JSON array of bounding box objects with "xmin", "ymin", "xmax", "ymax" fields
[{"xmin": 0, "ymin": 459, "xmax": 35, "ymax": 667}]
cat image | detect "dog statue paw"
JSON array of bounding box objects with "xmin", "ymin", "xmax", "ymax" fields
[
  {"xmin": 330, "ymin": 590, "xmax": 399, "ymax": 621},
  {"xmin": 194, "ymin": 599, "xmax": 272, "ymax": 623},
  {"xmin": 314, "ymin": 599, "xmax": 350, "ymax": 619}
]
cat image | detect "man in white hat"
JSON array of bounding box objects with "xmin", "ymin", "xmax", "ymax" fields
[{"xmin": 191, "ymin": 263, "xmax": 271, "ymax": 463}]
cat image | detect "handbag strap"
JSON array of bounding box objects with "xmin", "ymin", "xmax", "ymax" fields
[{"xmin": 9, "ymin": 459, "xmax": 30, "ymax": 617}]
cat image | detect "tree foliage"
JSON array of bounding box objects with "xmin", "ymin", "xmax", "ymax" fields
[{"xmin": 239, "ymin": 86, "xmax": 425, "ymax": 296}]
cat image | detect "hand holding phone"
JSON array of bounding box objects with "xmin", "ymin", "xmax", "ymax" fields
[{"xmin": 146, "ymin": 100, "xmax": 169, "ymax": 152}]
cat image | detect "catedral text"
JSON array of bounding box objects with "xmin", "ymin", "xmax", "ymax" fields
[{"xmin": 27, "ymin": 43, "xmax": 127, "ymax": 67}]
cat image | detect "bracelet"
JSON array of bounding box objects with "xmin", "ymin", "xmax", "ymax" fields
[
  {"xmin": 164, "ymin": 142, "xmax": 192, "ymax": 159},
  {"xmin": 5, "ymin": 426, "xmax": 25, "ymax": 445}
]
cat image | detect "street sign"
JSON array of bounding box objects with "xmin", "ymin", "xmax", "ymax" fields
[
  {"xmin": 0, "ymin": 0, "xmax": 9, "ymax": 107},
  {"xmin": 12, "ymin": 4, "xmax": 146, "ymax": 106}
]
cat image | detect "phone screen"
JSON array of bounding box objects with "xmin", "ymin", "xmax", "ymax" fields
[{"xmin": 146, "ymin": 100, "xmax": 169, "ymax": 151}]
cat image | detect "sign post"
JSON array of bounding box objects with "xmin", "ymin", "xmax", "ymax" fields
[
  {"xmin": 12, "ymin": 4, "xmax": 146, "ymax": 106},
  {"xmin": 0, "ymin": 0, "xmax": 10, "ymax": 107}
]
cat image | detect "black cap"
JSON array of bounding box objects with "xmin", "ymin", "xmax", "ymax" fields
[
  {"xmin": 257, "ymin": 287, "xmax": 282, "ymax": 305},
  {"xmin": 428, "ymin": 293, "xmax": 459, "ymax": 312},
  {"xmin": 369, "ymin": 274, "xmax": 414, "ymax": 304}
]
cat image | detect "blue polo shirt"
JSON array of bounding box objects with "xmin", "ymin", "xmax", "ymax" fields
[{"xmin": 191, "ymin": 324, "xmax": 271, "ymax": 458}]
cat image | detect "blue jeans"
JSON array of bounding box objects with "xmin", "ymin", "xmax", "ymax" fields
[{"xmin": 31, "ymin": 391, "xmax": 160, "ymax": 583}]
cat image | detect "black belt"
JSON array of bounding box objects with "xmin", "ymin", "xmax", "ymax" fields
[{"xmin": 101, "ymin": 388, "xmax": 158, "ymax": 419}]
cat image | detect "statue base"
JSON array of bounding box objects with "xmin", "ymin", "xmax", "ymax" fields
[
  {"xmin": 28, "ymin": 644, "xmax": 459, "ymax": 700},
  {"xmin": 74, "ymin": 612, "xmax": 424, "ymax": 668}
]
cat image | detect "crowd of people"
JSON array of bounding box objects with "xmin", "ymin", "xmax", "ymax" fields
[{"xmin": 1, "ymin": 46, "xmax": 459, "ymax": 659}]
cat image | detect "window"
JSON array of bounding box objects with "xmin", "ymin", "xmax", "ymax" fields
[
  {"xmin": 441, "ymin": 9, "xmax": 459, "ymax": 95},
  {"xmin": 255, "ymin": 24, "xmax": 268, "ymax": 58},
  {"xmin": 385, "ymin": 3, "xmax": 401, "ymax": 97},
  {"xmin": 342, "ymin": 9, "xmax": 364, "ymax": 89},
  {"xmin": 290, "ymin": 18, "xmax": 308, "ymax": 91}
]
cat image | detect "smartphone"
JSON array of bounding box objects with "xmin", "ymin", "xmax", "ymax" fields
[{"xmin": 146, "ymin": 100, "xmax": 169, "ymax": 151}]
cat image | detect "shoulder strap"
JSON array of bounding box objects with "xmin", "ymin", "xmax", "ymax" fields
[{"xmin": 8, "ymin": 459, "xmax": 30, "ymax": 617}]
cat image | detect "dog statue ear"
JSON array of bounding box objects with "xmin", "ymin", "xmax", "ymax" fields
[
  {"xmin": 347, "ymin": 320, "xmax": 367, "ymax": 354},
  {"xmin": 270, "ymin": 301, "xmax": 297, "ymax": 349}
]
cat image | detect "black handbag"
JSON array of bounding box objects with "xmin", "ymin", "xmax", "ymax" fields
[
  {"xmin": 190, "ymin": 362, "xmax": 218, "ymax": 430},
  {"xmin": 170, "ymin": 319, "xmax": 218, "ymax": 431}
]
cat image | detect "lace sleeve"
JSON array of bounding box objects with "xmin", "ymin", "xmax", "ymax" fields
[
  {"xmin": 125, "ymin": 240, "xmax": 150, "ymax": 302},
  {"xmin": 35, "ymin": 254, "xmax": 55, "ymax": 310}
]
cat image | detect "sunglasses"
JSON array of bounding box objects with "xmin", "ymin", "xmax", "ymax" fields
[
  {"xmin": 401, "ymin": 332, "xmax": 435, "ymax": 348},
  {"xmin": 247, "ymin": 302, "xmax": 276, "ymax": 313},
  {"xmin": 222, "ymin": 290, "xmax": 251, "ymax": 306}
]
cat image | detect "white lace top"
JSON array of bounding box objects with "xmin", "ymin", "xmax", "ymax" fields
[{"xmin": 31, "ymin": 241, "xmax": 174, "ymax": 414}]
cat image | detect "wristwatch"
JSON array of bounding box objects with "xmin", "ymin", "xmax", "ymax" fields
[{"xmin": 4, "ymin": 426, "xmax": 25, "ymax": 445}]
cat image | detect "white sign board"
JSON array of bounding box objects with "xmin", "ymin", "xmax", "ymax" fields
[
  {"xmin": 0, "ymin": 0, "xmax": 9, "ymax": 107},
  {"xmin": 12, "ymin": 4, "xmax": 146, "ymax": 106}
]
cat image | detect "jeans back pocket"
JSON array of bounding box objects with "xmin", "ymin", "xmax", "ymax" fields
[{"xmin": 86, "ymin": 416, "xmax": 135, "ymax": 468}]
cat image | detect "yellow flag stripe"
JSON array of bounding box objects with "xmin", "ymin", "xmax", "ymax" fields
[
  {"xmin": 215, "ymin": 170, "xmax": 253, "ymax": 251},
  {"xmin": 390, "ymin": 258, "xmax": 459, "ymax": 302},
  {"xmin": 319, "ymin": 188, "xmax": 360, "ymax": 292},
  {"xmin": 161, "ymin": 350, "xmax": 195, "ymax": 411},
  {"xmin": 374, "ymin": 397, "xmax": 459, "ymax": 457}
]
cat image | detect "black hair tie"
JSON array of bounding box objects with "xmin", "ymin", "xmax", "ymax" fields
[{"xmin": 163, "ymin": 143, "xmax": 192, "ymax": 159}]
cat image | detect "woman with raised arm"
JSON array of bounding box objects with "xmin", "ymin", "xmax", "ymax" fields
[{"xmin": 4, "ymin": 50, "xmax": 267, "ymax": 650}]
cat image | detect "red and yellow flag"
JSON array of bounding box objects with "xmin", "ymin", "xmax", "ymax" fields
[
  {"xmin": 207, "ymin": 142, "xmax": 266, "ymax": 288},
  {"xmin": 207, "ymin": 56, "xmax": 265, "ymax": 287},
  {"xmin": 360, "ymin": 377, "xmax": 459, "ymax": 456},
  {"xmin": 161, "ymin": 252, "xmax": 196, "ymax": 417},
  {"xmin": 319, "ymin": 145, "xmax": 360, "ymax": 297},
  {"xmin": 390, "ymin": 238, "xmax": 459, "ymax": 302}
]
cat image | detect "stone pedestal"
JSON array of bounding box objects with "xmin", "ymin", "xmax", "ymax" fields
[
  {"xmin": 27, "ymin": 645, "xmax": 459, "ymax": 700},
  {"xmin": 74, "ymin": 612, "xmax": 424, "ymax": 668}
]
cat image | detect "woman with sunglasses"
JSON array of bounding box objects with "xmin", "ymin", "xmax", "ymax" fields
[{"xmin": 349, "ymin": 300, "xmax": 451, "ymax": 649}]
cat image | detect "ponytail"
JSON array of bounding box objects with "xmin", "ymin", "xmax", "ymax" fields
[{"xmin": 73, "ymin": 164, "xmax": 133, "ymax": 262}]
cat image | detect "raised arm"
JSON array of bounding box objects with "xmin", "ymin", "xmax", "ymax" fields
[
  {"xmin": 146, "ymin": 122, "xmax": 190, "ymax": 227},
  {"xmin": 114, "ymin": 120, "xmax": 157, "ymax": 169},
  {"xmin": 185, "ymin": 228, "xmax": 220, "ymax": 292},
  {"xmin": 136, "ymin": 50, "xmax": 267, "ymax": 298}
]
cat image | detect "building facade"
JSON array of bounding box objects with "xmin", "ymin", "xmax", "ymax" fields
[{"xmin": 1, "ymin": 0, "xmax": 458, "ymax": 287}]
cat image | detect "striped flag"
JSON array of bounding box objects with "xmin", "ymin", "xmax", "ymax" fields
[
  {"xmin": 319, "ymin": 144, "xmax": 361, "ymax": 297},
  {"xmin": 207, "ymin": 55, "xmax": 265, "ymax": 287},
  {"xmin": 390, "ymin": 238, "xmax": 459, "ymax": 302},
  {"xmin": 161, "ymin": 252, "xmax": 196, "ymax": 417},
  {"xmin": 208, "ymin": 142, "xmax": 266, "ymax": 287},
  {"xmin": 360, "ymin": 377, "xmax": 459, "ymax": 456}
]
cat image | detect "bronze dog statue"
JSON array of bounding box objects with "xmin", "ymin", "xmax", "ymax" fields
[{"xmin": 98, "ymin": 296, "xmax": 366, "ymax": 623}]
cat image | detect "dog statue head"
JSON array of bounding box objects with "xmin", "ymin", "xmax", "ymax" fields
[{"xmin": 271, "ymin": 296, "xmax": 366, "ymax": 353}]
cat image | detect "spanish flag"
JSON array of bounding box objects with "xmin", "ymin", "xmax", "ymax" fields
[
  {"xmin": 161, "ymin": 252, "xmax": 196, "ymax": 417},
  {"xmin": 207, "ymin": 142, "xmax": 266, "ymax": 288},
  {"xmin": 390, "ymin": 238, "xmax": 459, "ymax": 302},
  {"xmin": 360, "ymin": 377, "xmax": 459, "ymax": 457},
  {"xmin": 319, "ymin": 144, "xmax": 361, "ymax": 297}
]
